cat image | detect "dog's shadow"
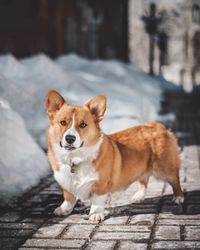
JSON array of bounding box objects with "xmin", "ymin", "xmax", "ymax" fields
[{"xmin": 72, "ymin": 190, "xmax": 200, "ymax": 220}]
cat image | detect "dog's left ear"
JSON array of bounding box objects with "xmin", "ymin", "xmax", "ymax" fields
[{"xmin": 85, "ymin": 96, "xmax": 106, "ymax": 122}]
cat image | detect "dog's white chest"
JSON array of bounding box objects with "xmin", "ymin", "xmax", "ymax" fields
[
  {"xmin": 71, "ymin": 161, "xmax": 98, "ymax": 201},
  {"xmin": 52, "ymin": 139, "xmax": 102, "ymax": 201},
  {"xmin": 54, "ymin": 161, "xmax": 98, "ymax": 201},
  {"xmin": 54, "ymin": 164, "xmax": 72, "ymax": 191}
]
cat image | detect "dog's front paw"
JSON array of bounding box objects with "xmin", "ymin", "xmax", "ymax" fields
[
  {"xmin": 89, "ymin": 213, "xmax": 104, "ymax": 223},
  {"xmin": 53, "ymin": 200, "xmax": 74, "ymax": 216},
  {"xmin": 53, "ymin": 206, "xmax": 73, "ymax": 216}
]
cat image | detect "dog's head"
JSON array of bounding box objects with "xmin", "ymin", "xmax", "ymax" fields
[{"xmin": 46, "ymin": 90, "xmax": 106, "ymax": 150}]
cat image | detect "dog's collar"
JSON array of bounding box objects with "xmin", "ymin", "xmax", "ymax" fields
[{"xmin": 70, "ymin": 162, "xmax": 78, "ymax": 173}]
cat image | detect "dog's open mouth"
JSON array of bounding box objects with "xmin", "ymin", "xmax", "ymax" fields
[{"xmin": 60, "ymin": 141, "xmax": 84, "ymax": 151}]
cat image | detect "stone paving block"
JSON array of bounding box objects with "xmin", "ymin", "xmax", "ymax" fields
[
  {"xmin": 19, "ymin": 248, "xmax": 47, "ymax": 250},
  {"xmin": 62, "ymin": 224, "xmax": 95, "ymax": 239},
  {"xmin": 0, "ymin": 229, "xmax": 33, "ymax": 238},
  {"xmin": 185, "ymin": 226, "xmax": 200, "ymax": 240},
  {"xmin": 143, "ymin": 197, "xmax": 161, "ymax": 204},
  {"xmin": 145, "ymin": 177, "xmax": 164, "ymax": 198},
  {"xmin": 119, "ymin": 241, "xmax": 147, "ymax": 250},
  {"xmin": 0, "ymin": 212, "xmax": 20, "ymax": 222},
  {"xmin": 103, "ymin": 216, "xmax": 128, "ymax": 224},
  {"xmin": 23, "ymin": 238, "xmax": 85, "ymax": 248},
  {"xmin": 98, "ymin": 225, "xmax": 150, "ymax": 232},
  {"xmin": 46, "ymin": 216, "xmax": 68, "ymax": 224},
  {"xmin": 152, "ymin": 241, "xmax": 200, "ymax": 249},
  {"xmin": 0, "ymin": 223, "xmax": 38, "ymax": 230},
  {"xmin": 87, "ymin": 240, "xmax": 116, "ymax": 250},
  {"xmin": 179, "ymin": 183, "xmax": 200, "ymax": 191},
  {"xmin": 33, "ymin": 223, "xmax": 67, "ymax": 238},
  {"xmin": 1, "ymin": 143, "xmax": 199, "ymax": 250},
  {"xmin": 129, "ymin": 214, "xmax": 155, "ymax": 226},
  {"xmin": 129, "ymin": 204, "xmax": 158, "ymax": 214},
  {"xmin": 93, "ymin": 231, "xmax": 150, "ymax": 240},
  {"xmin": 154, "ymin": 225, "xmax": 180, "ymax": 240},
  {"xmin": 0, "ymin": 238, "xmax": 23, "ymax": 250},
  {"xmin": 159, "ymin": 213, "xmax": 200, "ymax": 219},
  {"xmin": 20, "ymin": 218, "xmax": 44, "ymax": 224},
  {"xmin": 19, "ymin": 248, "xmax": 48, "ymax": 250},
  {"xmin": 185, "ymin": 196, "xmax": 200, "ymax": 203},
  {"xmin": 183, "ymin": 146, "xmax": 199, "ymax": 160},
  {"xmin": 19, "ymin": 248, "xmax": 71, "ymax": 250},
  {"xmin": 162, "ymin": 184, "xmax": 174, "ymax": 196},
  {"xmin": 27, "ymin": 195, "xmax": 47, "ymax": 203},
  {"xmin": 47, "ymin": 214, "xmax": 93, "ymax": 224},
  {"xmin": 186, "ymin": 204, "xmax": 200, "ymax": 213},
  {"xmin": 161, "ymin": 204, "xmax": 185, "ymax": 214},
  {"xmin": 158, "ymin": 219, "xmax": 200, "ymax": 225}
]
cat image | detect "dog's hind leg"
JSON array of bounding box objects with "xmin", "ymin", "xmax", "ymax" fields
[
  {"xmin": 131, "ymin": 175, "xmax": 149, "ymax": 203},
  {"xmin": 167, "ymin": 174, "xmax": 184, "ymax": 205}
]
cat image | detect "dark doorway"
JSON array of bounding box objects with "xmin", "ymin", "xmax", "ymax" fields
[{"xmin": 0, "ymin": 0, "xmax": 128, "ymax": 61}]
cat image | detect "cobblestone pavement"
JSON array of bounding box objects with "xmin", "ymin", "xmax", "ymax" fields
[
  {"xmin": 0, "ymin": 143, "xmax": 200, "ymax": 250},
  {"xmin": 1, "ymin": 81, "xmax": 200, "ymax": 250}
]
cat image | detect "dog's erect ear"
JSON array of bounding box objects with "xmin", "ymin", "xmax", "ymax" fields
[
  {"xmin": 85, "ymin": 96, "xmax": 106, "ymax": 122},
  {"xmin": 46, "ymin": 90, "xmax": 65, "ymax": 120}
]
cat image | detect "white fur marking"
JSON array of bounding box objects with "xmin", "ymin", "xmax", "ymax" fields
[
  {"xmin": 54, "ymin": 164, "xmax": 72, "ymax": 191},
  {"xmin": 173, "ymin": 196, "xmax": 184, "ymax": 204},
  {"xmin": 54, "ymin": 200, "xmax": 75, "ymax": 216},
  {"xmin": 61, "ymin": 200, "xmax": 74, "ymax": 211},
  {"xmin": 131, "ymin": 183, "xmax": 146, "ymax": 203},
  {"xmin": 89, "ymin": 194, "xmax": 107, "ymax": 222},
  {"xmin": 71, "ymin": 161, "xmax": 98, "ymax": 201},
  {"xmin": 61, "ymin": 112, "xmax": 82, "ymax": 149},
  {"xmin": 52, "ymin": 135, "xmax": 104, "ymax": 202}
]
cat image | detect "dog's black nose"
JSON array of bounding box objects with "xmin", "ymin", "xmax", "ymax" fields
[{"xmin": 65, "ymin": 135, "xmax": 76, "ymax": 144}]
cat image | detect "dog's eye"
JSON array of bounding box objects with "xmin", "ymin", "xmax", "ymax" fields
[
  {"xmin": 60, "ymin": 120, "xmax": 67, "ymax": 126},
  {"xmin": 79, "ymin": 122, "xmax": 87, "ymax": 128}
]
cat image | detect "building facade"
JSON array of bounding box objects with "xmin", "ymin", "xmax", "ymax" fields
[
  {"xmin": 129, "ymin": 0, "xmax": 200, "ymax": 90},
  {"xmin": 0, "ymin": 0, "xmax": 128, "ymax": 61}
]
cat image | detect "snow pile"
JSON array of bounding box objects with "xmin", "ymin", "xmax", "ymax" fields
[
  {"xmin": 0, "ymin": 98, "xmax": 49, "ymax": 202},
  {"xmin": 0, "ymin": 53, "xmax": 164, "ymax": 201},
  {"xmin": 0, "ymin": 53, "xmax": 162, "ymax": 148}
]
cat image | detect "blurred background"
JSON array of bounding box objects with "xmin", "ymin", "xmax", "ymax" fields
[
  {"xmin": 1, "ymin": 0, "xmax": 200, "ymax": 89},
  {"xmin": 0, "ymin": 0, "xmax": 200, "ymax": 203}
]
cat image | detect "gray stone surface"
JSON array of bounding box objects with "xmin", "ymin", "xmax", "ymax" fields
[{"xmin": 0, "ymin": 145, "xmax": 200, "ymax": 249}]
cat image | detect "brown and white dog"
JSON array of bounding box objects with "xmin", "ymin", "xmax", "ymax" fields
[{"xmin": 46, "ymin": 90, "xmax": 184, "ymax": 222}]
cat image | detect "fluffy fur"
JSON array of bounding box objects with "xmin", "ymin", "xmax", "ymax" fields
[{"xmin": 46, "ymin": 90, "xmax": 184, "ymax": 222}]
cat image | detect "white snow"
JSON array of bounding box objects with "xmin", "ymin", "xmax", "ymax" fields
[
  {"xmin": 0, "ymin": 53, "xmax": 164, "ymax": 200},
  {"xmin": 0, "ymin": 53, "xmax": 162, "ymax": 147},
  {"xmin": 0, "ymin": 98, "xmax": 49, "ymax": 202}
]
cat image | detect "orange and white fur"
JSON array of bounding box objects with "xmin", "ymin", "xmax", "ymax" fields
[{"xmin": 46, "ymin": 90, "xmax": 184, "ymax": 222}]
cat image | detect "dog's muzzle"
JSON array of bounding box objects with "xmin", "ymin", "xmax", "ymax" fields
[{"xmin": 60, "ymin": 141, "xmax": 84, "ymax": 151}]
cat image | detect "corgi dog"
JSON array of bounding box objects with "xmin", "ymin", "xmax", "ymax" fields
[{"xmin": 46, "ymin": 90, "xmax": 184, "ymax": 222}]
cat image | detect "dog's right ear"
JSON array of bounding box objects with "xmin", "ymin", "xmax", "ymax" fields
[{"xmin": 46, "ymin": 90, "xmax": 65, "ymax": 120}]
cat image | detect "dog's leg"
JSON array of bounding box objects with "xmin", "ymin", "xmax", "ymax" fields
[
  {"xmin": 53, "ymin": 164, "xmax": 76, "ymax": 216},
  {"xmin": 131, "ymin": 176, "xmax": 149, "ymax": 203},
  {"xmin": 54, "ymin": 190, "xmax": 76, "ymax": 216},
  {"xmin": 89, "ymin": 194, "xmax": 107, "ymax": 223},
  {"xmin": 167, "ymin": 175, "xmax": 184, "ymax": 204}
]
